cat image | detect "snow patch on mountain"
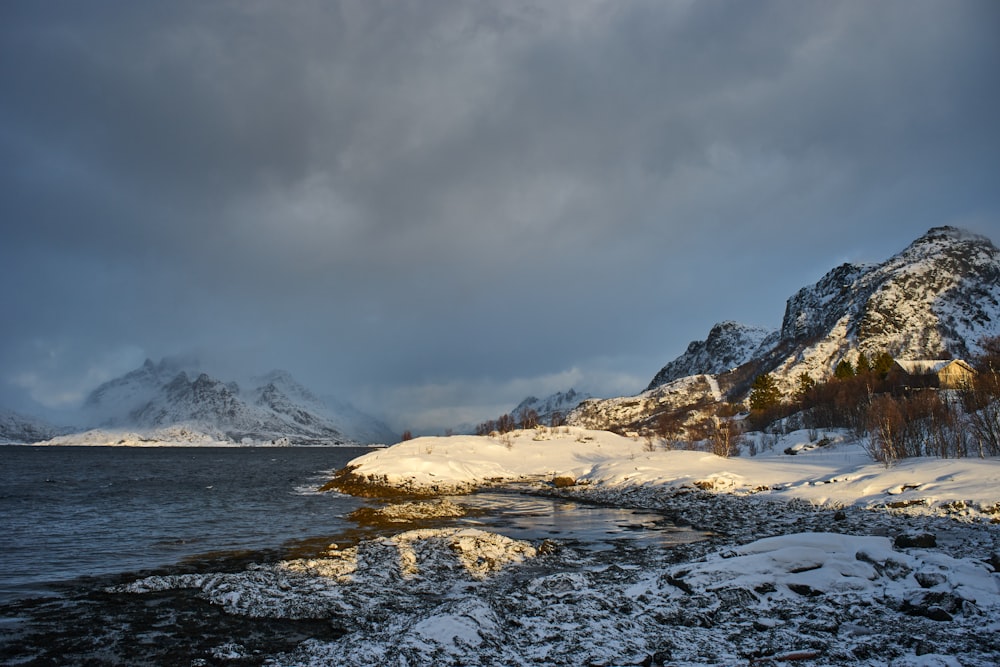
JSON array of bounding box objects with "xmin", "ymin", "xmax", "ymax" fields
[
  {"xmin": 570, "ymin": 374, "xmax": 717, "ymax": 433},
  {"xmin": 38, "ymin": 425, "xmax": 235, "ymax": 447},
  {"xmin": 81, "ymin": 357, "xmax": 194, "ymax": 426}
]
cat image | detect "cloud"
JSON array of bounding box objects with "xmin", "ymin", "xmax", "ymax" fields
[
  {"xmin": 1, "ymin": 0, "xmax": 998, "ymax": 429},
  {"xmin": 363, "ymin": 363, "xmax": 647, "ymax": 434},
  {"xmin": 6, "ymin": 341, "xmax": 146, "ymax": 412}
]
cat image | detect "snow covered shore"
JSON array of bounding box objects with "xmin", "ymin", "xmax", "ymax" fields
[
  {"xmin": 109, "ymin": 426, "xmax": 1000, "ymax": 665},
  {"xmin": 326, "ymin": 426, "xmax": 1000, "ymax": 523}
]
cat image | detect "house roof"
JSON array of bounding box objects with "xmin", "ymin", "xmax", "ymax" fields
[{"xmin": 893, "ymin": 359, "xmax": 975, "ymax": 375}]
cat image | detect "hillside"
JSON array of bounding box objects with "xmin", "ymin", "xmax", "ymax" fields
[
  {"xmin": 0, "ymin": 409, "xmax": 64, "ymax": 444},
  {"xmin": 571, "ymin": 226, "xmax": 1000, "ymax": 433}
]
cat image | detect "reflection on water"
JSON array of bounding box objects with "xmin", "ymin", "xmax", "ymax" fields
[{"xmin": 446, "ymin": 491, "xmax": 707, "ymax": 550}]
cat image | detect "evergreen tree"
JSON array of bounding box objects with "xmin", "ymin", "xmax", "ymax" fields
[
  {"xmin": 795, "ymin": 373, "xmax": 816, "ymax": 402},
  {"xmin": 872, "ymin": 352, "xmax": 895, "ymax": 378},
  {"xmin": 856, "ymin": 352, "xmax": 872, "ymax": 375},
  {"xmin": 749, "ymin": 373, "xmax": 782, "ymax": 412},
  {"xmin": 834, "ymin": 359, "xmax": 856, "ymax": 379}
]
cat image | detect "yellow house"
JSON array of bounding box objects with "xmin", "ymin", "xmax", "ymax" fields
[{"xmin": 892, "ymin": 359, "xmax": 977, "ymax": 390}]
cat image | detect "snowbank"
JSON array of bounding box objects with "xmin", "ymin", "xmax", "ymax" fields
[
  {"xmin": 329, "ymin": 427, "xmax": 1000, "ymax": 521},
  {"xmin": 649, "ymin": 532, "xmax": 1000, "ymax": 611},
  {"xmin": 324, "ymin": 426, "xmax": 648, "ymax": 495}
]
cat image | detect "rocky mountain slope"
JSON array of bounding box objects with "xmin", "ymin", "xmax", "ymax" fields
[
  {"xmin": 512, "ymin": 389, "xmax": 591, "ymax": 425},
  {"xmin": 0, "ymin": 409, "xmax": 64, "ymax": 444},
  {"xmin": 768, "ymin": 226, "xmax": 1000, "ymax": 387},
  {"xmin": 571, "ymin": 226, "xmax": 1000, "ymax": 432},
  {"xmin": 646, "ymin": 322, "xmax": 776, "ymax": 391},
  {"xmin": 76, "ymin": 359, "xmax": 396, "ymax": 445}
]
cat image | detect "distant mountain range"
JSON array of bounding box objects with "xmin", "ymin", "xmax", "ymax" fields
[
  {"xmin": 570, "ymin": 226, "xmax": 1000, "ymax": 432},
  {"xmin": 2, "ymin": 360, "xmax": 396, "ymax": 446}
]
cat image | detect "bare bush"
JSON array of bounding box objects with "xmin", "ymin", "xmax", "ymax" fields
[
  {"xmin": 961, "ymin": 367, "xmax": 1000, "ymax": 457},
  {"xmin": 866, "ymin": 394, "xmax": 905, "ymax": 465},
  {"xmin": 709, "ymin": 419, "xmax": 742, "ymax": 458}
]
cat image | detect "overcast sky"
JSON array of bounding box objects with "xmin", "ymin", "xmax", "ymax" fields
[{"xmin": 2, "ymin": 1, "xmax": 998, "ymax": 432}]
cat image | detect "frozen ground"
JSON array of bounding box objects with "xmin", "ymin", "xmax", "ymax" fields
[{"xmin": 106, "ymin": 427, "xmax": 1000, "ymax": 666}]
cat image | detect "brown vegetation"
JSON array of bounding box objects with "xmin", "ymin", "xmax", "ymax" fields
[
  {"xmin": 793, "ymin": 341, "xmax": 1000, "ymax": 463},
  {"xmin": 318, "ymin": 466, "xmax": 437, "ymax": 498}
]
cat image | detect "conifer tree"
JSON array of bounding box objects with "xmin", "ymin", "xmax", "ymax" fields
[
  {"xmin": 834, "ymin": 359, "xmax": 855, "ymax": 379},
  {"xmin": 795, "ymin": 373, "xmax": 816, "ymax": 402},
  {"xmin": 856, "ymin": 352, "xmax": 872, "ymax": 375},
  {"xmin": 872, "ymin": 352, "xmax": 895, "ymax": 378},
  {"xmin": 749, "ymin": 373, "xmax": 782, "ymax": 412}
]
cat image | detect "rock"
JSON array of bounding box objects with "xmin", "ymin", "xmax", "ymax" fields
[
  {"xmin": 902, "ymin": 591, "xmax": 963, "ymax": 622},
  {"xmin": 914, "ymin": 571, "xmax": 947, "ymax": 588},
  {"xmin": 894, "ymin": 533, "xmax": 937, "ymax": 548},
  {"xmin": 664, "ymin": 575, "xmax": 693, "ymax": 594},
  {"xmin": 787, "ymin": 583, "xmax": 823, "ymax": 597},
  {"xmin": 986, "ymin": 552, "xmax": 1000, "ymax": 573},
  {"xmin": 552, "ymin": 475, "xmax": 577, "ymax": 488}
]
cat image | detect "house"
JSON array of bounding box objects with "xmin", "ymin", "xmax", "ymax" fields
[{"xmin": 892, "ymin": 359, "xmax": 977, "ymax": 390}]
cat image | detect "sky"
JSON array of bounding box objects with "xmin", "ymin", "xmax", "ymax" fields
[{"xmin": 2, "ymin": 0, "xmax": 999, "ymax": 433}]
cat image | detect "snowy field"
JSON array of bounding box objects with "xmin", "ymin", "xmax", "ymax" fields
[{"xmin": 113, "ymin": 427, "xmax": 1000, "ymax": 665}]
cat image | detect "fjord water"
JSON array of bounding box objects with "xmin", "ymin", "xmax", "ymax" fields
[
  {"xmin": 0, "ymin": 446, "xmax": 697, "ymax": 606},
  {"xmin": 0, "ymin": 446, "xmax": 369, "ymax": 603}
]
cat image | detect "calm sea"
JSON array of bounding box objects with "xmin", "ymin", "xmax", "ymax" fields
[{"xmin": 0, "ymin": 445, "xmax": 368, "ymax": 603}]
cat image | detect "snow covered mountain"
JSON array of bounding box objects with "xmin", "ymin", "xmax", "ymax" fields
[
  {"xmin": 0, "ymin": 409, "xmax": 64, "ymax": 444},
  {"xmin": 571, "ymin": 226, "xmax": 1000, "ymax": 431},
  {"xmin": 646, "ymin": 321, "xmax": 776, "ymax": 391},
  {"xmin": 79, "ymin": 359, "xmax": 396, "ymax": 445},
  {"xmin": 512, "ymin": 389, "xmax": 592, "ymax": 425},
  {"xmin": 747, "ymin": 226, "xmax": 999, "ymax": 398}
]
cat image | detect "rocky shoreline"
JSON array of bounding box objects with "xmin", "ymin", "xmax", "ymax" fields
[{"xmin": 3, "ymin": 474, "xmax": 998, "ymax": 666}]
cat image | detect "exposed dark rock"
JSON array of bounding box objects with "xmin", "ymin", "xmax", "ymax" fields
[
  {"xmin": 894, "ymin": 533, "xmax": 937, "ymax": 549},
  {"xmin": 787, "ymin": 583, "xmax": 824, "ymax": 597},
  {"xmin": 914, "ymin": 571, "xmax": 947, "ymax": 588}
]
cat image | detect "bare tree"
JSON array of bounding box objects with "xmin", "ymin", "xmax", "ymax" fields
[
  {"xmin": 496, "ymin": 413, "xmax": 517, "ymax": 434},
  {"xmin": 518, "ymin": 408, "xmax": 539, "ymax": 430},
  {"xmin": 709, "ymin": 418, "xmax": 742, "ymax": 458},
  {"xmin": 865, "ymin": 395, "xmax": 904, "ymax": 465}
]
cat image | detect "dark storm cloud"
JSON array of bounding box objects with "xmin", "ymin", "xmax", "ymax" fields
[{"xmin": 2, "ymin": 0, "xmax": 998, "ymax": 428}]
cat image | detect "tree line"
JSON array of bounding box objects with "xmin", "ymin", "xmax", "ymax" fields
[
  {"xmin": 474, "ymin": 408, "xmax": 568, "ymax": 436},
  {"xmin": 747, "ymin": 337, "xmax": 1000, "ymax": 463}
]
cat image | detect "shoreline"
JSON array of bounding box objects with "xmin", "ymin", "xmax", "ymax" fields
[{"xmin": 6, "ymin": 428, "xmax": 999, "ymax": 665}]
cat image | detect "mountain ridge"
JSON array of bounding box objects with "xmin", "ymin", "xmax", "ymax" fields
[
  {"xmin": 571, "ymin": 226, "xmax": 1000, "ymax": 432},
  {"xmin": 513, "ymin": 389, "xmax": 592, "ymax": 425},
  {"xmin": 70, "ymin": 360, "xmax": 397, "ymax": 446}
]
